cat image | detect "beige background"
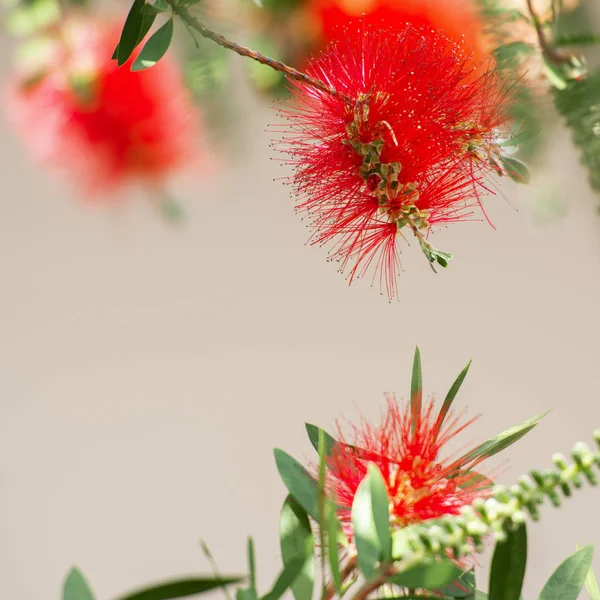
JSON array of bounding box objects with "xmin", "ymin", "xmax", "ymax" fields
[{"xmin": 2, "ymin": 10, "xmax": 600, "ymax": 599}]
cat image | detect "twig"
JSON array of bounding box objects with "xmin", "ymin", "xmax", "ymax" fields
[
  {"xmin": 168, "ymin": 2, "xmax": 351, "ymax": 103},
  {"xmin": 350, "ymin": 564, "xmax": 397, "ymax": 600},
  {"xmin": 322, "ymin": 555, "xmax": 358, "ymax": 600},
  {"xmin": 524, "ymin": 0, "xmax": 572, "ymax": 64}
]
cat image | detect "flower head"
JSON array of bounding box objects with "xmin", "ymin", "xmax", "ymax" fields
[
  {"xmin": 277, "ymin": 24, "xmax": 511, "ymax": 299},
  {"xmin": 6, "ymin": 16, "xmax": 203, "ymax": 198},
  {"xmin": 327, "ymin": 394, "xmax": 491, "ymax": 533}
]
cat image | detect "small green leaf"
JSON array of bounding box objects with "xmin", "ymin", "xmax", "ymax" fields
[
  {"xmin": 410, "ymin": 346, "xmax": 423, "ymax": 436},
  {"xmin": 500, "ymin": 156, "xmax": 531, "ymax": 184},
  {"xmin": 454, "ymin": 411, "xmax": 548, "ymax": 470},
  {"xmin": 455, "ymin": 470, "xmax": 494, "ymax": 490},
  {"xmin": 305, "ymin": 424, "xmax": 337, "ymax": 457},
  {"xmin": 554, "ymin": 34, "xmax": 600, "ymax": 47},
  {"xmin": 144, "ymin": 0, "xmax": 170, "ymax": 14},
  {"xmin": 493, "ymin": 42, "xmax": 535, "ymax": 69},
  {"xmin": 274, "ymin": 449, "xmax": 318, "ymax": 520},
  {"xmin": 539, "ymin": 545, "xmax": 594, "ymax": 600},
  {"xmin": 280, "ymin": 497, "xmax": 314, "ymax": 600},
  {"xmin": 118, "ymin": 577, "xmax": 244, "ymax": 600},
  {"xmin": 388, "ymin": 560, "xmax": 463, "ymax": 590},
  {"xmin": 260, "ymin": 558, "xmax": 306, "ymax": 600},
  {"xmin": 116, "ymin": 0, "xmax": 156, "ymax": 66},
  {"xmin": 132, "ymin": 17, "xmax": 174, "ymax": 71},
  {"xmin": 352, "ymin": 463, "xmax": 391, "ymax": 578},
  {"xmin": 64, "ymin": 568, "xmax": 95, "ymax": 600},
  {"xmin": 489, "ymin": 524, "xmax": 527, "ymax": 600},
  {"xmin": 439, "ymin": 569, "xmax": 476, "ymax": 598},
  {"xmin": 435, "ymin": 359, "xmax": 471, "ymax": 436}
]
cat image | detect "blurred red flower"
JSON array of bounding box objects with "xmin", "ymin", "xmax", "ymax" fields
[
  {"xmin": 328, "ymin": 394, "xmax": 491, "ymax": 530},
  {"xmin": 6, "ymin": 17, "xmax": 202, "ymax": 198},
  {"xmin": 277, "ymin": 24, "xmax": 509, "ymax": 298}
]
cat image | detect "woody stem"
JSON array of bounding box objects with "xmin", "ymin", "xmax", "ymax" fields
[
  {"xmin": 322, "ymin": 555, "xmax": 358, "ymax": 600},
  {"xmin": 524, "ymin": 0, "xmax": 572, "ymax": 64},
  {"xmin": 168, "ymin": 2, "xmax": 351, "ymax": 103}
]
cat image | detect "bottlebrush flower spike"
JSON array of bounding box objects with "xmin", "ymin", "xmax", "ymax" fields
[
  {"xmin": 326, "ymin": 400, "xmax": 489, "ymax": 533},
  {"xmin": 5, "ymin": 16, "xmax": 202, "ymax": 199},
  {"xmin": 277, "ymin": 24, "xmax": 513, "ymax": 299}
]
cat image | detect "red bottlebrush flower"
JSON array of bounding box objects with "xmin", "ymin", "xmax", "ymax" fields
[
  {"xmin": 327, "ymin": 394, "xmax": 491, "ymax": 532},
  {"xmin": 277, "ymin": 24, "xmax": 510, "ymax": 299},
  {"xmin": 5, "ymin": 16, "xmax": 202, "ymax": 198}
]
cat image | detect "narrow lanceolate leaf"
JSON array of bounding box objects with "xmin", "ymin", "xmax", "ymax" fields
[
  {"xmin": 499, "ymin": 156, "xmax": 531, "ymax": 184},
  {"xmin": 584, "ymin": 564, "xmax": 600, "ymax": 600},
  {"xmin": 143, "ymin": 0, "xmax": 170, "ymax": 14},
  {"xmin": 64, "ymin": 568, "xmax": 95, "ymax": 600},
  {"xmin": 132, "ymin": 18, "xmax": 174, "ymax": 71},
  {"xmin": 554, "ymin": 34, "xmax": 600, "ymax": 47},
  {"xmin": 305, "ymin": 423, "xmax": 337, "ymax": 457},
  {"xmin": 280, "ymin": 497, "xmax": 314, "ymax": 600},
  {"xmin": 247, "ymin": 537, "xmax": 257, "ymax": 598},
  {"xmin": 439, "ymin": 569, "xmax": 476, "ymax": 598},
  {"xmin": 388, "ymin": 560, "xmax": 463, "ymax": 590},
  {"xmin": 114, "ymin": 0, "xmax": 156, "ymax": 65},
  {"xmin": 325, "ymin": 503, "xmax": 343, "ymax": 594},
  {"xmin": 352, "ymin": 463, "xmax": 392, "ymax": 578},
  {"xmin": 453, "ymin": 411, "xmax": 548, "ymax": 470},
  {"xmin": 118, "ymin": 577, "xmax": 244, "ymax": 600},
  {"xmin": 260, "ymin": 557, "xmax": 306, "ymax": 600},
  {"xmin": 539, "ymin": 545, "xmax": 594, "ymax": 600},
  {"xmin": 435, "ymin": 359, "xmax": 471, "ymax": 436},
  {"xmin": 489, "ymin": 523, "xmax": 527, "ymax": 600},
  {"xmin": 274, "ymin": 449, "xmax": 318, "ymax": 520},
  {"xmin": 410, "ymin": 346, "xmax": 423, "ymax": 436},
  {"xmin": 317, "ymin": 428, "xmax": 328, "ymax": 593}
]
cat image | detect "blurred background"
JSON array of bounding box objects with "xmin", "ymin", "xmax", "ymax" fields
[{"xmin": 1, "ymin": 0, "xmax": 600, "ymax": 598}]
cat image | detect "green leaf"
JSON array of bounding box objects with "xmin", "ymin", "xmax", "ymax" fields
[
  {"xmin": 388, "ymin": 560, "xmax": 463, "ymax": 590},
  {"xmin": 539, "ymin": 545, "xmax": 594, "ymax": 600},
  {"xmin": 118, "ymin": 577, "xmax": 244, "ymax": 600},
  {"xmin": 410, "ymin": 346, "xmax": 423, "ymax": 436},
  {"xmin": 274, "ymin": 449, "xmax": 318, "ymax": 520},
  {"xmin": 584, "ymin": 565, "xmax": 600, "ymax": 600},
  {"xmin": 64, "ymin": 568, "xmax": 95, "ymax": 600},
  {"xmin": 493, "ymin": 42, "xmax": 535, "ymax": 69},
  {"xmin": 325, "ymin": 503, "xmax": 344, "ymax": 594},
  {"xmin": 554, "ymin": 34, "xmax": 600, "ymax": 47},
  {"xmin": 435, "ymin": 359, "xmax": 471, "ymax": 436},
  {"xmin": 247, "ymin": 537, "xmax": 257, "ymax": 598},
  {"xmin": 280, "ymin": 496, "xmax": 315, "ymax": 600},
  {"xmin": 453, "ymin": 411, "xmax": 548, "ymax": 469},
  {"xmin": 132, "ymin": 17, "xmax": 174, "ymax": 71},
  {"xmin": 439, "ymin": 569, "xmax": 476, "ymax": 598},
  {"xmin": 352, "ymin": 463, "xmax": 391, "ymax": 578},
  {"xmin": 144, "ymin": 0, "xmax": 170, "ymax": 14},
  {"xmin": 553, "ymin": 72, "xmax": 600, "ymax": 197},
  {"xmin": 455, "ymin": 470, "xmax": 494, "ymax": 490},
  {"xmin": 261, "ymin": 558, "xmax": 306, "ymax": 600},
  {"xmin": 489, "ymin": 524, "xmax": 527, "ymax": 600},
  {"xmin": 115, "ymin": 0, "xmax": 156, "ymax": 66},
  {"xmin": 499, "ymin": 156, "xmax": 531, "ymax": 184},
  {"xmin": 305, "ymin": 424, "xmax": 337, "ymax": 457}
]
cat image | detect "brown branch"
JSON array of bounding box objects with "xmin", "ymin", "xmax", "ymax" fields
[
  {"xmin": 322, "ymin": 555, "xmax": 358, "ymax": 600},
  {"xmin": 524, "ymin": 0, "xmax": 572, "ymax": 64},
  {"xmin": 169, "ymin": 3, "xmax": 351, "ymax": 104},
  {"xmin": 350, "ymin": 564, "xmax": 397, "ymax": 600}
]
